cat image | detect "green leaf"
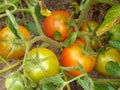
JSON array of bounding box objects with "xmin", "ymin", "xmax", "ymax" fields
[
  {"xmin": 109, "ymin": 40, "xmax": 120, "ymax": 51},
  {"xmin": 35, "ymin": 4, "xmax": 45, "ymax": 20},
  {"xmin": 42, "ymin": 84, "xmax": 56, "ymax": 90},
  {"xmin": 106, "ymin": 61, "xmax": 120, "ymax": 77},
  {"xmin": 48, "ymin": 73, "xmax": 64, "ymax": 86},
  {"xmin": 26, "ymin": 22, "xmax": 39, "ymax": 35},
  {"xmin": 96, "ymin": 4, "xmax": 120, "ymax": 36},
  {"xmin": 6, "ymin": 10, "xmax": 23, "ymax": 39},
  {"xmin": 40, "ymin": 73, "xmax": 64, "ymax": 87},
  {"xmin": 77, "ymin": 79, "xmax": 90, "ymax": 90},
  {"xmin": 94, "ymin": 83, "xmax": 116, "ymax": 90},
  {"xmin": 77, "ymin": 75, "xmax": 94, "ymax": 90},
  {"xmin": 62, "ymin": 32, "xmax": 77, "ymax": 47},
  {"xmin": 54, "ymin": 31, "xmax": 62, "ymax": 41}
]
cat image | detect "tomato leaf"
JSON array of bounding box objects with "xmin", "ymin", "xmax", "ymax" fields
[
  {"xmin": 77, "ymin": 75, "xmax": 94, "ymax": 90},
  {"xmin": 54, "ymin": 31, "xmax": 62, "ymax": 41},
  {"xmin": 48, "ymin": 73, "xmax": 64, "ymax": 86},
  {"xmin": 94, "ymin": 83, "xmax": 116, "ymax": 90},
  {"xmin": 106, "ymin": 61, "xmax": 120, "ymax": 77},
  {"xmin": 6, "ymin": 10, "xmax": 22, "ymax": 39},
  {"xmin": 40, "ymin": 73, "xmax": 64, "ymax": 87},
  {"xmin": 77, "ymin": 79, "xmax": 90, "ymax": 90},
  {"xmin": 35, "ymin": 4, "xmax": 45, "ymax": 20},
  {"xmin": 62, "ymin": 32, "xmax": 77, "ymax": 47},
  {"xmin": 96, "ymin": 4, "xmax": 120, "ymax": 36},
  {"xmin": 109, "ymin": 40, "xmax": 120, "ymax": 51},
  {"xmin": 26, "ymin": 22, "xmax": 39, "ymax": 35},
  {"xmin": 42, "ymin": 84, "xmax": 56, "ymax": 90}
]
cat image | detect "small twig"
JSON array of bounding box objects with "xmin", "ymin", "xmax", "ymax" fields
[{"xmin": 0, "ymin": 61, "xmax": 21, "ymax": 74}]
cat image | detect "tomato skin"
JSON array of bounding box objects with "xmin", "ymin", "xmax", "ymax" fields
[
  {"xmin": 5, "ymin": 72, "xmax": 24, "ymax": 90},
  {"xmin": 43, "ymin": 10, "xmax": 70, "ymax": 41},
  {"xmin": 61, "ymin": 38, "xmax": 96, "ymax": 76},
  {"xmin": 0, "ymin": 25, "xmax": 32, "ymax": 59},
  {"xmin": 24, "ymin": 48, "xmax": 59, "ymax": 83},
  {"xmin": 95, "ymin": 47, "xmax": 120, "ymax": 76}
]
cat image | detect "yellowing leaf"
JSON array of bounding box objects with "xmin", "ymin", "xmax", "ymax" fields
[
  {"xmin": 96, "ymin": 4, "xmax": 120, "ymax": 36},
  {"xmin": 38, "ymin": 0, "xmax": 51, "ymax": 17}
]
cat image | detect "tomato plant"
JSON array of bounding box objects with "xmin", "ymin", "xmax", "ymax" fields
[
  {"xmin": 95, "ymin": 47, "xmax": 120, "ymax": 76},
  {"xmin": 23, "ymin": 47, "xmax": 59, "ymax": 83},
  {"xmin": 61, "ymin": 38, "xmax": 96, "ymax": 76},
  {"xmin": 43, "ymin": 10, "xmax": 71, "ymax": 41},
  {"xmin": 0, "ymin": 25, "xmax": 32, "ymax": 59}
]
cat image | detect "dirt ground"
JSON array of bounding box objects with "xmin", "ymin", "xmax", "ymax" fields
[{"xmin": 0, "ymin": 0, "xmax": 119, "ymax": 90}]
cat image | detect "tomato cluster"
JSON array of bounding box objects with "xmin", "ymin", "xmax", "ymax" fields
[{"xmin": 2, "ymin": 8, "xmax": 120, "ymax": 90}]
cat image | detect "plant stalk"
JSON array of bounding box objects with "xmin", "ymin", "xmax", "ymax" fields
[
  {"xmin": 76, "ymin": 0, "xmax": 94, "ymax": 29},
  {"xmin": 0, "ymin": 61, "xmax": 21, "ymax": 74}
]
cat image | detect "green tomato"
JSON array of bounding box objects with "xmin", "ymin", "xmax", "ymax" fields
[
  {"xmin": 5, "ymin": 72, "xmax": 24, "ymax": 90},
  {"xmin": 23, "ymin": 48, "xmax": 59, "ymax": 83},
  {"xmin": 95, "ymin": 47, "xmax": 120, "ymax": 76}
]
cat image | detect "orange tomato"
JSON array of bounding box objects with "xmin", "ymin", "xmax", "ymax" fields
[
  {"xmin": 61, "ymin": 38, "xmax": 96, "ymax": 76},
  {"xmin": 43, "ymin": 10, "xmax": 71, "ymax": 41},
  {"xmin": 0, "ymin": 25, "xmax": 32, "ymax": 59}
]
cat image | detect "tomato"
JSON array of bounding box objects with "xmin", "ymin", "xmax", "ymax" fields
[
  {"xmin": 5, "ymin": 72, "xmax": 34, "ymax": 90},
  {"xmin": 23, "ymin": 48, "xmax": 59, "ymax": 83},
  {"xmin": 61, "ymin": 38, "xmax": 96, "ymax": 76},
  {"xmin": 95, "ymin": 47, "xmax": 120, "ymax": 76},
  {"xmin": 5, "ymin": 72, "xmax": 24, "ymax": 90},
  {"xmin": 43, "ymin": 10, "xmax": 71, "ymax": 41},
  {"xmin": 0, "ymin": 25, "xmax": 32, "ymax": 59},
  {"xmin": 80, "ymin": 20, "xmax": 101, "ymax": 50}
]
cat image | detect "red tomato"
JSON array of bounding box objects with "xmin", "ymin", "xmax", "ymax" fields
[
  {"xmin": 61, "ymin": 38, "xmax": 96, "ymax": 76},
  {"xmin": 0, "ymin": 25, "xmax": 32, "ymax": 59},
  {"xmin": 43, "ymin": 10, "xmax": 71, "ymax": 41}
]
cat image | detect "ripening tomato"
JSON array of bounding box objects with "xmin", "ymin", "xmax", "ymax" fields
[
  {"xmin": 43, "ymin": 10, "xmax": 71, "ymax": 41},
  {"xmin": 23, "ymin": 48, "xmax": 59, "ymax": 83},
  {"xmin": 95, "ymin": 47, "xmax": 120, "ymax": 76},
  {"xmin": 0, "ymin": 25, "xmax": 32, "ymax": 59},
  {"xmin": 61, "ymin": 38, "xmax": 96, "ymax": 76}
]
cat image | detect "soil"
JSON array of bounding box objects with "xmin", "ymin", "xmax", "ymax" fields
[{"xmin": 0, "ymin": 0, "xmax": 119, "ymax": 90}]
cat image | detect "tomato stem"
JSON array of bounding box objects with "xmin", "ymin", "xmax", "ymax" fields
[
  {"xmin": 76, "ymin": 0, "xmax": 94, "ymax": 28},
  {"xmin": 29, "ymin": 35, "xmax": 61, "ymax": 48},
  {"xmin": 0, "ymin": 61, "xmax": 21, "ymax": 74},
  {"xmin": 63, "ymin": 75, "xmax": 72, "ymax": 90}
]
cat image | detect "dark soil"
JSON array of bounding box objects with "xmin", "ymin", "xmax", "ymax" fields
[{"xmin": 0, "ymin": 0, "xmax": 119, "ymax": 90}]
